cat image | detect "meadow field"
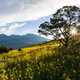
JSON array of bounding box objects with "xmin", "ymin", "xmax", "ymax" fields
[{"xmin": 0, "ymin": 40, "xmax": 80, "ymax": 80}]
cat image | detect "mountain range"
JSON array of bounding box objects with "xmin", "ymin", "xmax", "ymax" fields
[{"xmin": 0, "ymin": 34, "xmax": 48, "ymax": 48}]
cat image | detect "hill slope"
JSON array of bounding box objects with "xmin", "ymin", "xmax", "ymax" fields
[
  {"xmin": 0, "ymin": 40, "xmax": 58, "ymax": 63},
  {"xmin": 0, "ymin": 34, "xmax": 48, "ymax": 48}
]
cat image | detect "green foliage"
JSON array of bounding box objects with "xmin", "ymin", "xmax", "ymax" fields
[
  {"xmin": 0, "ymin": 45, "xmax": 9, "ymax": 53},
  {"xmin": 18, "ymin": 48, "xmax": 22, "ymax": 51},
  {"xmin": 0, "ymin": 40, "xmax": 79, "ymax": 80},
  {"xmin": 38, "ymin": 6, "xmax": 80, "ymax": 47},
  {"xmin": 5, "ymin": 61, "xmax": 32, "ymax": 80},
  {"xmin": 0, "ymin": 42, "xmax": 78, "ymax": 80}
]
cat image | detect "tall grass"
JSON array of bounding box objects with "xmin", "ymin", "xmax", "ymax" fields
[{"xmin": 0, "ymin": 41, "xmax": 80, "ymax": 80}]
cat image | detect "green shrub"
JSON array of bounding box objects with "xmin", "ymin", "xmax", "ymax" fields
[
  {"xmin": 0, "ymin": 45, "xmax": 9, "ymax": 53},
  {"xmin": 1, "ymin": 42, "xmax": 80, "ymax": 80}
]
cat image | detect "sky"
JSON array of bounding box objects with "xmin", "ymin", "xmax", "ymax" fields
[{"xmin": 0, "ymin": 0, "xmax": 80, "ymax": 38}]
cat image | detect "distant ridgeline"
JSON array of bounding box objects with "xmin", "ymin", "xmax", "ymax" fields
[{"xmin": 0, "ymin": 34, "xmax": 48, "ymax": 48}]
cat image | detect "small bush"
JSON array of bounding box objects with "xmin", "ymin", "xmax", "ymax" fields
[
  {"xmin": 0, "ymin": 45, "xmax": 9, "ymax": 53},
  {"xmin": 9, "ymin": 48, "xmax": 13, "ymax": 50},
  {"xmin": 18, "ymin": 48, "xmax": 22, "ymax": 51}
]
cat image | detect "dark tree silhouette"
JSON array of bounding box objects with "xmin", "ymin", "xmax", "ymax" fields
[
  {"xmin": 18, "ymin": 48, "xmax": 22, "ymax": 51},
  {"xmin": 0, "ymin": 45, "xmax": 9, "ymax": 53},
  {"xmin": 38, "ymin": 6, "xmax": 80, "ymax": 47}
]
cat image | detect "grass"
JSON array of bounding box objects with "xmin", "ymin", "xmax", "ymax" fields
[
  {"xmin": 0, "ymin": 40, "xmax": 59, "ymax": 67},
  {"xmin": 0, "ymin": 40, "xmax": 61, "ymax": 80},
  {"xmin": 0, "ymin": 41, "xmax": 80, "ymax": 80},
  {"xmin": 0, "ymin": 40, "xmax": 79, "ymax": 80}
]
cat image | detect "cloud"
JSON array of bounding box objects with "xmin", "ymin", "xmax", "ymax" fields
[
  {"xmin": 0, "ymin": 0, "xmax": 44, "ymax": 23},
  {"xmin": 0, "ymin": 16, "xmax": 50, "ymax": 35},
  {"xmin": 0, "ymin": 0, "xmax": 80, "ymax": 35},
  {"xmin": 0, "ymin": 0, "xmax": 80, "ymax": 23},
  {"xmin": 0, "ymin": 22, "xmax": 25, "ymax": 35}
]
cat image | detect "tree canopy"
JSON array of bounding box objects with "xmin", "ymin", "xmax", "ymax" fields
[{"xmin": 38, "ymin": 6, "xmax": 80, "ymax": 46}]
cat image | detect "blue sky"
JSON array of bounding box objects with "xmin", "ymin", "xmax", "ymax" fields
[
  {"xmin": 9, "ymin": 16, "xmax": 51, "ymax": 35},
  {"xmin": 0, "ymin": 16, "xmax": 51, "ymax": 36},
  {"xmin": 0, "ymin": 0, "xmax": 80, "ymax": 39}
]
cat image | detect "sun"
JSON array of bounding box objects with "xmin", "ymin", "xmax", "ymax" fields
[{"xmin": 70, "ymin": 27, "xmax": 77, "ymax": 36}]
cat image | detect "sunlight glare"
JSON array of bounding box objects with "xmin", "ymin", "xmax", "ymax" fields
[{"xmin": 70, "ymin": 27, "xmax": 77, "ymax": 36}]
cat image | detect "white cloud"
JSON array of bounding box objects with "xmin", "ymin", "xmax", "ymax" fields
[
  {"xmin": 0, "ymin": 22, "xmax": 25, "ymax": 35},
  {"xmin": 0, "ymin": 0, "xmax": 80, "ymax": 36},
  {"xmin": 0, "ymin": 0, "xmax": 80, "ymax": 23}
]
